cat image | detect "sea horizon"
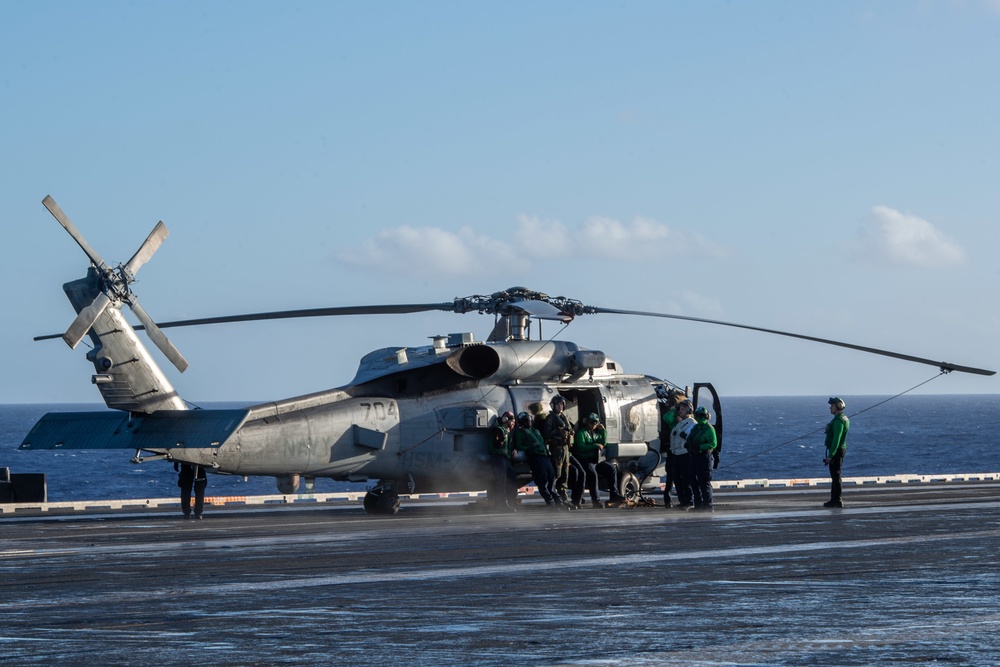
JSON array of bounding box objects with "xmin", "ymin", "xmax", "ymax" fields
[{"xmin": 3, "ymin": 394, "xmax": 999, "ymax": 502}]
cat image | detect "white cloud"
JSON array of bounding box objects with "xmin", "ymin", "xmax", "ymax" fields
[
  {"xmin": 335, "ymin": 214, "xmax": 729, "ymax": 280},
  {"xmin": 520, "ymin": 214, "xmax": 727, "ymax": 260},
  {"xmin": 340, "ymin": 226, "xmax": 530, "ymax": 279},
  {"xmin": 513, "ymin": 215, "xmax": 575, "ymax": 259},
  {"xmin": 580, "ymin": 216, "xmax": 670, "ymax": 255},
  {"xmin": 854, "ymin": 206, "xmax": 966, "ymax": 268}
]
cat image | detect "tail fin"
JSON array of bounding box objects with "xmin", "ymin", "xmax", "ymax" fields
[
  {"xmin": 64, "ymin": 269, "xmax": 186, "ymax": 414},
  {"xmin": 38, "ymin": 196, "xmax": 189, "ymax": 414}
]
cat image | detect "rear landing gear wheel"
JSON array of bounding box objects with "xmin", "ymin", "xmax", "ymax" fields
[
  {"xmin": 363, "ymin": 492, "xmax": 378, "ymax": 514},
  {"xmin": 379, "ymin": 492, "xmax": 400, "ymax": 515}
]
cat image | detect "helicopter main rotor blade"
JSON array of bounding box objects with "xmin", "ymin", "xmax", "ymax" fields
[
  {"xmin": 63, "ymin": 292, "xmax": 112, "ymax": 349},
  {"xmin": 508, "ymin": 300, "xmax": 572, "ymax": 321},
  {"xmin": 143, "ymin": 303, "xmax": 459, "ymax": 330},
  {"xmin": 128, "ymin": 299, "xmax": 189, "ymax": 373},
  {"xmin": 34, "ymin": 303, "xmax": 459, "ymax": 341},
  {"xmin": 123, "ymin": 221, "xmax": 168, "ymax": 277},
  {"xmin": 42, "ymin": 195, "xmax": 108, "ymax": 270},
  {"xmin": 588, "ymin": 306, "xmax": 996, "ymax": 377}
]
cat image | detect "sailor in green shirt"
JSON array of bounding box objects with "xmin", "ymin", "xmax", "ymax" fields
[
  {"xmin": 573, "ymin": 412, "xmax": 625, "ymax": 508},
  {"xmin": 514, "ymin": 412, "xmax": 561, "ymax": 508},
  {"xmin": 823, "ymin": 397, "xmax": 849, "ymax": 508},
  {"xmin": 488, "ymin": 411, "xmax": 518, "ymax": 512},
  {"xmin": 687, "ymin": 406, "xmax": 718, "ymax": 511}
]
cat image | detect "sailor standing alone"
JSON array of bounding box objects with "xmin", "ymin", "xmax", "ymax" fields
[
  {"xmin": 176, "ymin": 462, "xmax": 207, "ymax": 519},
  {"xmin": 823, "ymin": 397, "xmax": 849, "ymax": 508}
]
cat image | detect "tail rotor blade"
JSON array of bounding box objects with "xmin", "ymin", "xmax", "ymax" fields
[
  {"xmin": 63, "ymin": 293, "xmax": 112, "ymax": 349},
  {"xmin": 124, "ymin": 221, "xmax": 168, "ymax": 277},
  {"xmin": 42, "ymin": 195, "xmax": 108, "ymax": 270},
  {"xmin": 128, "ymin": 299, "xmax": 189, "ymax": 373}
]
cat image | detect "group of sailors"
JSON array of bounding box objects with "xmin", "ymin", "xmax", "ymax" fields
[
  {"xmin": 657, "ymin": 388, "xmax": 718, "ymax": 511},
  {"xmin": 488, "ymin": 394, "xmax": 628, "ymax": 511},
  {"xmin": 490, "ymin": 390, "xmax": 718, "ymax": 512}
]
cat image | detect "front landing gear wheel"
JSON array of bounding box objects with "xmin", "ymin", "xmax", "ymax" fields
[
  {"xmin": 618, "ymin": 472, "xmax": 641, "ymax": 504},
  {"xmin": 363, "ymin": 490, "xmax": 401, "ymax": 515}
]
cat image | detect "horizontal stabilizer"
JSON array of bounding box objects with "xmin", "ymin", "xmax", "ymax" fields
[{"xmin": 19, "ymin": 409, "xmax": 250, "ymax": 451}]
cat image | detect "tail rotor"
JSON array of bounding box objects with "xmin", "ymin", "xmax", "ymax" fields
[{"xmin": 41, "ymin": 195, "xmax": 189, "ymax": 373}]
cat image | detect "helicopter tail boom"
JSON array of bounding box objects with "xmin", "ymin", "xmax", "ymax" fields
[{"xmin": 62, "ymin": 271, "xmax": 187, "ymax": 413}]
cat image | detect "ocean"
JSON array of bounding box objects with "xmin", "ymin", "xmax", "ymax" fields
[{"xmin": 2, "ymin": 394, "xmax": 998, "ymax": 502}]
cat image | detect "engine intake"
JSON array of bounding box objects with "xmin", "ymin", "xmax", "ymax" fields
[{"xmin": 445, "ymin": 341, "xmax": 604, "ymax": 382}]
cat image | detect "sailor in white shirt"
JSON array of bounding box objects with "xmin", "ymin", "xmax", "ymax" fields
[{"xmin": 668, "ymin": 400, "xmax": 696, "ymax": 509}]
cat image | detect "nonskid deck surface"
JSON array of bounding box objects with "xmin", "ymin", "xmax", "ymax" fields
[{"xmin": 2, "ymin": 482, "xmax": 999, "ymax": 667}]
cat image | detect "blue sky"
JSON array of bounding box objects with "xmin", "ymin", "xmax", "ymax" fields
[{"xmin": 2, "ymin": 1, "xmax": 998, "ymax": 404}]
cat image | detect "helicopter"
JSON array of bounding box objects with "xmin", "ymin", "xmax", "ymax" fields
[{"xmin": 20, "ymin": 196, "xmax": 996, "ymax": 514}]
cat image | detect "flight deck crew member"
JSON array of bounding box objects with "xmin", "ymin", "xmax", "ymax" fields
[
  {"xmin": 657, "ymin": 388, "xmax": 685, "ymax": 508},
  {"xmin": 823, "ymin": 397, "xmax": 849, "ymax": 508},
  {"xmin": 489, "ymin": 411, "xmax": 518, "ymax": 512},
  {"xmin": 543, "ymin": 395, "xmax": 582, "ymax": 506},
  {"xmin": 176, "ymin": 462, "xmax": 207, "ymax": 519},
  {"xmin": 529, "ymin": 402, "xmax": 547, "ymax": 433},
  {"xmin": 688, "ymin": 406, "xmax": 718, "ymax": 511},
  {"xmin": 669, "ymin": 400, "xmax": 696, "ymax": 509},
  {"xmin": 573, "ymin": 413, "xmax": 625, "ymax": 508},
  {"xmin": 514, "ymin": 412, "xmax": 562, "ymax": 508}
]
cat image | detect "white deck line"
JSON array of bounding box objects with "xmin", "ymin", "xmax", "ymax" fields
[{"xmin": 2, "ymin": 472, "xmax": 998, "ymax": 514}]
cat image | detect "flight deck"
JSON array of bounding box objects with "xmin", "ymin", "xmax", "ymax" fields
[{"xmin": 2, "ymin": 478, "xmax": 999, "ymax": 666}]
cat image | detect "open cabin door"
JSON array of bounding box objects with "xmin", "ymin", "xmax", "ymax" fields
[
  {"xmin": 692, "ymin": 382, "xmax": 723, "ymax": 452},
  {"xmin": 552, "ymin": 386, "xmax": 606, "ymax": 434}
]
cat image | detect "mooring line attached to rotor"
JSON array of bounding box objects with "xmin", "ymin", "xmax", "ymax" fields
[
  {"xmin": 842, "ymin": 371, "xmax": 947, "ymax": 420},
  {"xmin": 717, "ymin": 371, "xmax": 949, "ymax": 471}
]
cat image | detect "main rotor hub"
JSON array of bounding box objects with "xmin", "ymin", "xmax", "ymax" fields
[{"xmin": 451, "ymin": 287, "xmax": 584, "ymax": 320}]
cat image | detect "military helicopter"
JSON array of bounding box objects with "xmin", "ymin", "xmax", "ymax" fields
[{"xmin": 21, "ymin": 197, "xmax": 996, "ymax": 514}]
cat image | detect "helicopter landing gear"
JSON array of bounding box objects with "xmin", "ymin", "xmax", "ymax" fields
[
  {"xmin": 618, "ymin": 472, "xmax": 641, "ymax": 504},
  {"xmin": 363, "ymin": 485, "xmax": 401, "ymax": 516}
]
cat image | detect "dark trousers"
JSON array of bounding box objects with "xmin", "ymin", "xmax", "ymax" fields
[
  {"xmin": 661, "ymin": 450, "xmax": 675, "ymax": 506},
  {"xmin": 527, "ymin": 454, "xmax": 557, "ymax": 504},
  {"xmin": 829, "ymin": 450, "xmax": 845, "ymax": 502},
  {"xmin": 490, "ymin": 455, "xmax": 517, "ymax": 505},
  {"xmin": 181, "ymin": 478, "xmax": 207, "ymax": 517},
  {"xmin": 596, "ymin": 461, "xmax": 624, "ymax": 501},
  {"xmin": 580, "ymin": 460, "xmax": 600, "ymax": 502},
  {"xmin": 691, "ymin": 451, "xmax": 714, "ymax": 508},
  {"xmin": 567, "ymin": 455, "xmax": 586, "ymax": 505},
  {"xmin": 672, "ymin": 453, "xmax": 693, "ymax": 507}
]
